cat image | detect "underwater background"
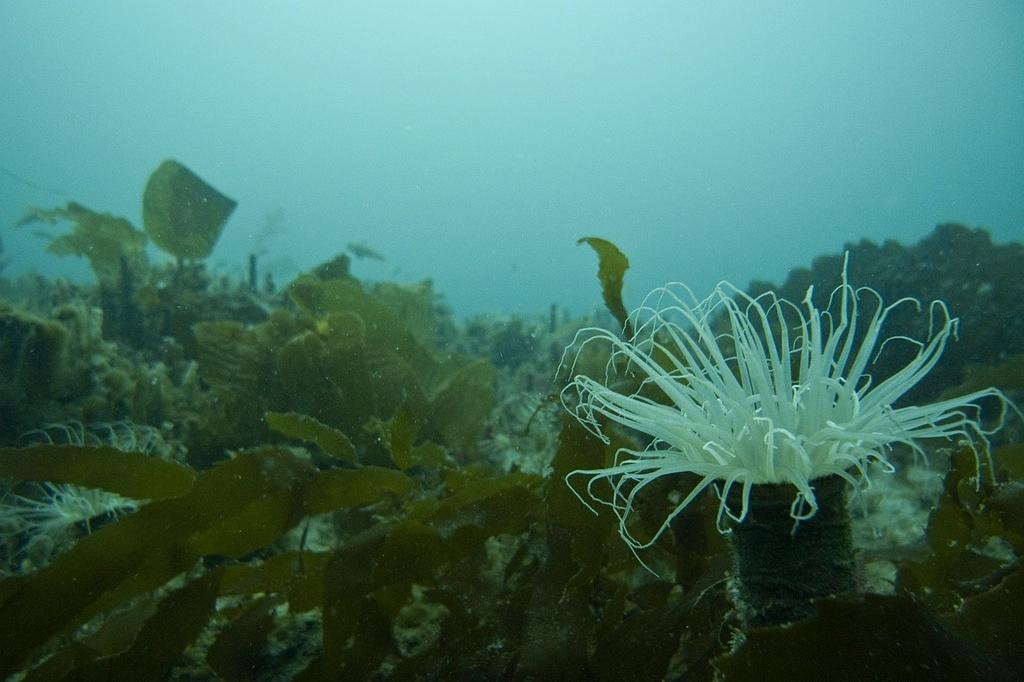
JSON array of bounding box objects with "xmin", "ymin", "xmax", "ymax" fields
[
  {"xmin": 1, "ymin": 2, "xmax": 1023, "ymax": 681},
  {"xmin": 2, "ymin": 1, "xmax": 1022, "ymax": 316}
]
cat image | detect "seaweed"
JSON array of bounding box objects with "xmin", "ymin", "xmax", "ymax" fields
[
  {"xmin": 71, "ymin": 568, "xmax": 224, "ymax": 681},
  {"xmin": 287, "ymin": 273, "xmax": 437, "ymax": 381},
  {"xmin": 940, "ymin": 352, "xmax": 1024, "ymax": 399},
  {"xmin": 0, "ymin": 444, "xmax": 194, "ymax": 499},
  {"xmin": 302, "ymin": 467, "xmax": 413, "ymax": 515},
  {"xmin": 716, "ymin": 443, "xmax": 1024, "ymax": 679},
  {"xmin": 311, "ymin": 469, "xmax": 544, "ymax": 677},
  {"xmin": 274, "ymin": 326, "xmax": 385, "ymax": 440},
  {"xmin": 14, "ymin": 202, "xmax": 148, "ymax": 290},
  {"xmin": 577, "ymin": 236, "xmax": 632, "ymax": 336},
  {"xmin": 2, "ymin": 180, "xmax": 1021, "ymax": 679},
  {"xmin": 207, "ymin": 595, "xmax": 283, "ymax": 682},
  {"xmin": 142, "ymin": 160, "xmax": 236, "ymax": 262},
  {"xmin": 546, "ymin": 416, "xmax": 617, "ymax": 590},
  {"xmin": 0, "ymin": 449, "xmax": 307, "ymax": 675},
  {"xmin": 898, "ymin": 445, "xmax": 1022, "ymax": 613},
  {"xmin": 425, "ymin": 359, "xmax": 497, "ymax": 455},
  {"xmin": 714, "ymin": 593, "xmax": 990, "ymax": 681},
  {"xmin": 265, "ymin": 411, "xmax": 357, "ymax": 465},
  {"xmin": 12, "ymin": 202, "xmax": 150, "ymax": 343},
  {"xmin": 1, "ymin": 385, "xmax": 1014, "ymax": 679},
  {"xmin": 188, "ymin": 264, "xmax": 496, "ymax": 464},
  {"xmin": 0, "ymin": 307, "xmax": 69, "ymax": 434}
]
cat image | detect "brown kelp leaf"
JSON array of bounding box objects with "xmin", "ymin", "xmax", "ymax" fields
[
  {"xmin": 77, "ymin": 597, "xmax": 158, "ymax": 658},
  {"xmin": 191, "ymin": 312, "xmax": 307, "ymax": 455},
  {"xmin": 273, "ymin": 553, "xmax": 329, "ymax": 612},
  {"xmin": 319, "ymin": 472, "xmax": 542, "ymax": 676},
  {"xmin": 715, "ymin": 594, "xmax": 988, "ymax": 681},
  {"xmin": 311, "ymin": 253, "xmax": 353, "ymax": 280},
  {"xmin": 275, "ymin": 328, "xmax": 378, "ymax": 438},
  {"xmin": 287, "ymin": 274, "xmax": 437, "ymax": 379},
  {"xmin": 321, "ymin": 528, "xmax": 390, "ymax": 672},
  {"xmin": 385, "ymin": 405, "xmax": 418, "ymax": 469},
  {"xmin": 899, "ymin": 446, "xmax": 1016, "ymax": 615},
  {"xmin": 948, "ymin": 566, "xmax": 1024, "ymax": 672},
  {"xmin": 266, "ymin": 411, "xmax": 358, "ymax": 464},
  {"xmin": 208, "ymin": 595, "xmax": 282, "ymax": 682},
  {"xmin": 591, "ymin": 598, "xmax": 690, "ymax": 682},
  {"xmin": 303, "ymin": 466, "xmax": 413, "ymax": 516},
  {"xmin": 939, "ymin": 353, "xmax": 1024, "ymax": 400},
  {"xmin": 0, "ymin": 308, "xmax": 69, "ymax": 405},
  {"xmin": 324, "ymin": 592, "xmax": 394, "ymax": 679},
  {"xmin": 185, "ymin": 489, "xmax": 305, "ymax": 558},
  {"xmin": 321, "ymin": 522, "xmax": 452, "ymax": 676},
  {"xmin": 373, "ymin": 520, "xmax": 447, "ymax": 585},
  {"xmin": 0, "ymin": 445, "xmax": 195, "ymax": 499},
  {"xmin": 407, "ymin": 470, "xmax": 542, "ymax": 565},
  {"xmin": 218, "ymin": 552, "xmax": 328, "ymax": 613},
  {"xmin": 371, "ymin": 280, "xmax": 443, "ymax": 348},
  {"xmin": 547, "ymin": 417, "xmax": 617, "ymax": 592},
  {"xmin": 408, "ymin": 442, "xmax": 453, "ymax": 470},
  {"xmin": 0, "ymin": 450, "xmax": 313, "ymax": 678},
  {"xmin": 986, "ymin": 481, "xmax": 1024, "ymax": 551},
  {"xmin": 193, "ymin": 320, "xmax": 263, "ymax": 393},
  {"xmin": 14, "ymin": 202, "xmax": 148, "ymax": 287},
  {"xmin": 427, "ymin": 359, "xmax": 497, "ymax": 454},
  {"xmin": 451, "ymin": 469, "xmax": 541, "ymax": 508},
  {"xmin": 517, "ymin": 523, "xmax": 594, "ymax": 679},
  {"xmin": 73, "ymin": 569, "xmax": 223, "ymax": 681},
  {"xmin": 578, "ymin": 236, "xmax": 632, "ymax": 335},
  {"xmin": 142, "ymin": 159, "xmax": 236, "ymax": 261},
  {"xmin": 993, "ymin": 442, "xmax": 1024, "ymax": 484}
]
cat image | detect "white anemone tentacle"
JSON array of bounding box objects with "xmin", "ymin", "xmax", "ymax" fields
[{"xmin": 559, "ymin": 254, "xmax": 1019, "ymax": 569}]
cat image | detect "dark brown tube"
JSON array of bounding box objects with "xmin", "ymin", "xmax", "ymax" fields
[{"xmin": 729, "ymin": 474, "xmax": 856, "ymax": 627}]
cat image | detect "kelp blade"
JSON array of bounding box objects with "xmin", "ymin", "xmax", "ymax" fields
[
  {"xmin": 0, "ymin": 445, "xmax": 195, "ymax": 499},
  {"xmin": 577, "ymin": 237, "xmax": 631, "ymax": 334},
  {"xmin": 142, "ymin": 159, "xmax": 236, "ymax": 260}
]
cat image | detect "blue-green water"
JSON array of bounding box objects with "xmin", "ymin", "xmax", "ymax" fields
[{"xmin": 2, "ymin": 1, "xmax": 1022, "ymax": 316}]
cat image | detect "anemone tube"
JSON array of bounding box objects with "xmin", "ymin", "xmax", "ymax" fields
[{"xmin": 559, "ymin": 255, "xmax": 1016, "ymax": 626}]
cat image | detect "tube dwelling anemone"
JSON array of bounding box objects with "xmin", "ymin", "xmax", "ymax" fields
[{"xmin": 559, "ymin": 254, "xmax": 1016, "ymax": 625}]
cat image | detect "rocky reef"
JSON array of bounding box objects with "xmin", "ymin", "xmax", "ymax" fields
[{"xmin": 1, "ymin": 172, "xmax": 1021, "ymax": 681}]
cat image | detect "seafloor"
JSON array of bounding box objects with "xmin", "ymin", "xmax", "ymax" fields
[{"xmin": 1, "ymin": 184, "xmax": 1022, "ymax": 680}]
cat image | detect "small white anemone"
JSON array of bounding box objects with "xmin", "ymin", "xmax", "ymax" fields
[
  {"xmin": 560, "ymin": 255, "xmax": 1016, "ymax": 557},
  {"xmin": 3, "ymin": 481, "xmax": 137, "ymax": 539}
]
